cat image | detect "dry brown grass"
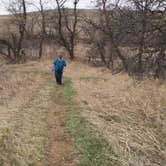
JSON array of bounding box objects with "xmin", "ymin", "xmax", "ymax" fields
[
  {"xmin": 0, "ymin": 62, "xmax": 51, "ymax": 165},
  {"xmin": 66, "ymin": 61, "xmax": 166, "ymax": 166},
  {"xmin": 0, "ymin": 60, "xmax": 76, "ymax": 165},
  {"xmin": 0, "ymin": 81, "xmax": 51, "ymax": 165},
  {"xmin": 0, "ymin": 71, "xmax": 36, "ymax": 105},
  {"xmin": 0, "ymin": 57, "xmax": 165, "ymax": 165}
]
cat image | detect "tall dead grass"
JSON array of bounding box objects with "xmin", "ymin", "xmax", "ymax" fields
[
  {"xmin": 0, "ymin": 66, "xmax": 42, "ymax": 105},
  {"xmin": 66, "ymin": 62, "xmax": 166, "ymax": 166},
  {"xmin": 106, "ymin": 79, "xmax": 166, "ymax": 165}
]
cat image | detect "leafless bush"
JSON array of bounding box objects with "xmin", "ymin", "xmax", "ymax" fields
[
  {"xmin": 0, "ymin": 0, "xmax": 27, "ymax": 63},
  {"xmin": 83, "ymin": 0, "xmax": 166, "ymax": 78},
  {"xmin": 81, "ymin": 22, "xmax": 107, "ymax": 65},
  {"xmin": 53, "ymin": 0, "xmax": 80, "ymax": 60}
]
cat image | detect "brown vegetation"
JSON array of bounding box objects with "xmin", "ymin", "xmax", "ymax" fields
[
  {"xmin": 66, "ymin": 61, "xmax": 166, "ymax": 165},
  {"xmin": 0, "ymin": 0, "xmax": 166, "ymax": 165}
]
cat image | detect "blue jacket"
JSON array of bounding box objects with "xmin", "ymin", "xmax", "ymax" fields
[{"xmin": 54, "ymin": 58, "xmax": 67, "ymax": 73}]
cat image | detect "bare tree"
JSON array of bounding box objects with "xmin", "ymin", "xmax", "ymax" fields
[
  {"xmin": 10, "ymin": 0, "xmax": 27, "ymax": 61},
  {"xmin": 122, "ymin": 0, "xmax": 166, "ymax": 77},
  {"xmin": 55, "ymin": 0, "xmax": 79, "ymax": 59},
  {"xmin": 83, "ymin": 0, "xmax": 165, "ymax": 78},
  {"xmin": 84, "ymin": 0, "xmax": 128, "ymax": 70},
  {"xmin": 33, "ymin": 0, "xmax": 47, "ymax": 59},
  {"xmin": 0, "ymin": 0, "xmax": 27, "ymax": 63},
  {"xmin": 81, "ymin": 22, "xmax": 107, "ymax": 64}
]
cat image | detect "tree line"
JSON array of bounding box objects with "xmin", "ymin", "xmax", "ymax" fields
[{"xmin": 0, "ymin": 0, "xmax": 165, "ymax": 78}]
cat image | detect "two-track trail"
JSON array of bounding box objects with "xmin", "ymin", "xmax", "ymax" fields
[
  {"xmin": 47, "ymin": 85, "xmax": 74, "ymax": 166},
  {"xmin": 1, "ymin": 60, "xmax": 165, "ymax": 166},
  {"xmin": 0, "ymin": 62, "xmax": 74, "ymax": 166}
]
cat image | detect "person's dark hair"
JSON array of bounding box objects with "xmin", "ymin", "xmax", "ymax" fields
[{"xmin": 58, "ymin": 54, "xmax": 63, "ymax": 59}]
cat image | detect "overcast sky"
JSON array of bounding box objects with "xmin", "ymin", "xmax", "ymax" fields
[{"xmin": 0, "ymin": 0, "xmax": 94, "ymax": 15}]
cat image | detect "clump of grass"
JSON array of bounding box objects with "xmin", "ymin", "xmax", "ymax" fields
[
  {"xmin": 0, "ymin": 129, "xmax": 18, "ymax": 166},
  {"xmin": 63, "ymin": 78, "xmax": 120, "ymax": 166},
  {"xmin": 103, "ymin": 115, "xmax": 122, "ymax": 123},
  {"xmin": 79, "ymin": 76, "xmax": 91, "ymax": 81}
]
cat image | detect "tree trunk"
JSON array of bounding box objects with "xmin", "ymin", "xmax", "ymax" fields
[
  {"xmin": 17, "ymin": 0, "xmax": 27, "ymax": 62},
  {"xmin": 97, "ymin": 42, "xmax": 106, "ymax": 64},
  {"xmin": 39, "ymin": 37, "xmax": 44, "ymax": 59},
  {"xmin": 69, "ymin": 47, "xmax": 74, "ymax": 60}
]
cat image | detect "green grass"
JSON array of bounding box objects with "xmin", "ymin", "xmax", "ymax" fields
[
  {"xmin": 63, "ymin": 78, "xmax": 120, "ymax": 166},
  {"xmin": 79, "ymin": 76, "xmax": 91, "ymax": 81},
  {"xmin": 103, "ymin": 115, "xmax": 122, "ymax": 124}
]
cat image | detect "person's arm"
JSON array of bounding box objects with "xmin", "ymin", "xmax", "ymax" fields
[{"xmin": 54, "ymin": 59, "xmax": 58, "ymax": 68}]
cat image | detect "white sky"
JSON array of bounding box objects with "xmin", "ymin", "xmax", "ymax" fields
[
  {"xmin": 66, "ymin": 0, "xmax": 94, "ymax": 8},
  {"xmin": 0, "ymin": 0, "xmax": 94, "ymax": 15}
]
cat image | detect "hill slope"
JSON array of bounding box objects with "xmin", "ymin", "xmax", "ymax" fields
[{"xmin": 0, "ymin": 60, "xmax": 166, "ymax": 165}]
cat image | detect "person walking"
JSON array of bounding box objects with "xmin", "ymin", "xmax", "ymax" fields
[{"xmin": 53, "ymin": 55, "xmax": 67, "ymax": 85}]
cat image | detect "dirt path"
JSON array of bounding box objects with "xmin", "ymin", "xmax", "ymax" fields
[
  {"xmin": 0, "ymin": 63, "xmax": 74, "ymax": 166},
  {"xmin": 1, "ymin": 60, "xmax": 165, "ymax": 166},
  {"xmin": 47, "ymin": 86, "xmax": 74, "ymax": 166}
]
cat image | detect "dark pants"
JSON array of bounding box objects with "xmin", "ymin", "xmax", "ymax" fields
[{"xmin": 55, "ymin": 70, "xmax": 63, "ymax": 85}]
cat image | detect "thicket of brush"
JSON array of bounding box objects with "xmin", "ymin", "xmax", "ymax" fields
[{"xmin": 82, "ymin": 0, "xmax": 166, "ymax": 79}]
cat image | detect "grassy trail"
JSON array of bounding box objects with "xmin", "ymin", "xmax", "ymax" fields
[
  {"xmin": 0, "ymin": 67, "xmax": 116, "ymax": 166},
  {"xmin": 0, "ymin": 72, "xmax": 74, "ymax": 166},
  {"xmin": 1, "ymin": 61, "xmax": 166, "ymax": 166}
]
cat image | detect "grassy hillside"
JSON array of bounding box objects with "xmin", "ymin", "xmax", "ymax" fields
[{"xmin": 0, "ymin": 59, "xmax": 165, "ymax": 165}]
